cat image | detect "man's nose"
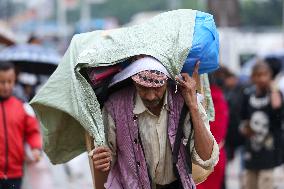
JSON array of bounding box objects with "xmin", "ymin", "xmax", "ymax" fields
[{"xmin": 144, "ymin": 90, "xmax": 156, "ymax": 101}]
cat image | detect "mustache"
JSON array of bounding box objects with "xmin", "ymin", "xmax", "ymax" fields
[{"xmin": 142, "ymin": 98, "xmax": 162, "ymax": 107}]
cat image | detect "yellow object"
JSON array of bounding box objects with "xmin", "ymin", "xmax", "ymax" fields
[{"xmin": 192, "ymin": 163, "xmax": 213, "ymax": 185}]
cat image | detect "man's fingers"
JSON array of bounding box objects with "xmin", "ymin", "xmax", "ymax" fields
[
  {"xmin": 92, "ymin": 146, "xmax": 112, "ymax": 172},
  {"xmin": 95, "ymin": 162, "xmax": 110, "ymax": 170},
  {"xmin": 93, "ymin": 151, "xmax": 111, "ymax": 161},
  {"xmin": 93, "ymin": 151, "xmax": 110, "ymax": 158},
  {"xmin": 94, "ymin": 146, "xmax": 110, "ymax": 154},
  {"xmin": 192, "ymin": 61, "xmax": 200, "ymax": 81},
  {"xmin": 175, "ymin": 75, "xmax": 185, "ymax": 84},
  {"xmin": 94, "ymin": 157, "xmax": 111, "ymax": 166},
  {"xmin": 93, "ymin": 146, "xmax": 111, "ymax": 156},
  {"xmin": 101, "ymin": 166, "xmax": 111, "ymax": 172},
  {"xmin": 194, "ymin": 61, "xmax": 200, "ymax": 72},
  {"xmin": 175, "ymin": 61, "xmax": 200, "ymax": 84},
  {"xmin": 176, "ymin": 73, "xmax": 196, "ymax": 86},
  {"xmin": 180, "ymin": 73, "xmax": 191, "ymax": 82}
]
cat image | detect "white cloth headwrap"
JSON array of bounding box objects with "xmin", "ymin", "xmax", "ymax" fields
[{"xmin": 109, "ymin": 56, "xmax": 170, "ymax": 87}]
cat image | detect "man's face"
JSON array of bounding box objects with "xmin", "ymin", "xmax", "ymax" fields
[
  {"xmin": 0, "ymin": 69, "xmax": 16, "ymax": 98},
  {"xmin": 134, "ymin": 82, "xmax": 167, "ymax": 108}
]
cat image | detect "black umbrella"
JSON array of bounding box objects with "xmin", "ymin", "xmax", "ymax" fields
[{"xmin": 0, "ymin": 44, "xmax": 61, "ymax": 75}]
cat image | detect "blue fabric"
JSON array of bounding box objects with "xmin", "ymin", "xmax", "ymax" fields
[{"xmin": 182, "ymin": 11, "xmax": 219, "ymax": 75}]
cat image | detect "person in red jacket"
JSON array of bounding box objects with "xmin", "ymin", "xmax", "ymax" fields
[
  {"xmin": 0, "ymin": 61, "xmax": 42, "ymax": 189},
  {"xmin": 197, "ymin": 74, "xmax": 229, "ymax": 189}
]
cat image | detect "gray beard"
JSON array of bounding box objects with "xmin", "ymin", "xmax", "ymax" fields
[{"xmin": 142, "ymin": 98, "xmax": 162, "ymax": 108}]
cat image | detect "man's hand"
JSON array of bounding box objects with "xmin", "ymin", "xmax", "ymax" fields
[
  {"xmin": 175, "ymin": 61, "xmax": 200, "ymax": 108},
  {"xmin": 176, "ymin": 61, "xmax": 214, "ymax": 161},
  {"xmin": 92, "ymin": 146, "xmax": 112, "ymax": 172}
]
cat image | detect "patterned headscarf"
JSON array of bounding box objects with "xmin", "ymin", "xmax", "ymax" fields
[
  {"xmin": 131, "ymin": 70, "xmax": 168, "ymax": 87},
  {"xmin": 109, "ymin": 56, "xmax": 170, "ymax": 87}
]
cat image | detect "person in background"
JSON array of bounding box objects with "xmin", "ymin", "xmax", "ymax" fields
[
  {"xmin": 264, "ymin": 57, "xmax": 284, "ymax": 176},
  {"xmin": 222, "ymin": 68, "xmax": 246, "ymax": 161},
  {"xmin": 0, "ymin": 61, "xmax": 42, "ymax": 189},
  {"xmin": 197, "ymin": 72, "xmax": 229, "ymax": 189},
  {"xmin": 264, "ymin": 57, "xmax": 284, "ymax": 96},
  {"xmin": 240, "ymin": 61, "xmax": 283, "ymax": 189},
  {"xmin": 13, "ymin": 72, "xmax": 37, "ymax": 102}
]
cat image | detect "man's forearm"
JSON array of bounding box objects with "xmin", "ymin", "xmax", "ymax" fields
[{"xmin": 189, "ymin": 103, "xmax": 213, "ymax": 161}]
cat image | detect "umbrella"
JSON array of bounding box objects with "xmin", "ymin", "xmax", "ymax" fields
[{"xmin": 0, "ymin": 44, "xmax": 61, "ymax": 75}]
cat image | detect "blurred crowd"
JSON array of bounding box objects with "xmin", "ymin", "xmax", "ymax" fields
[
  {"xmin": 198, "ymin": 57, "xmax": 284, "ymax": 189},
  {"xmin": 0, "ymin": 36, "xmax": 93, "ymax": 189},
  {"xmin": 1, "ymin": 35, "xmax": 284, "ymax": 189}
]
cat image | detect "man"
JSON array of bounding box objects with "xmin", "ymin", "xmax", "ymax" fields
[
  {"xmin": 92, "ymin": 56, "xmax": 219, "ymax": 189},
  {"xmin": 0, "ymin": 61, "xmax": 42, "ymax": 189}
]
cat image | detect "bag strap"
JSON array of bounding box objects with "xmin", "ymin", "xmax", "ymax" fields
[{"xmin": 173, "ymin": 104, "xmax": 193, "ymax": 176}]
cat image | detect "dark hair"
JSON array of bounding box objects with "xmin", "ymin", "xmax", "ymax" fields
[
  {"xmin": 0, "ymin": 61, "xmax": 15, "ymax": 71},
  {"xmin": 208, "ymin": 66, "xmax": 233, "ymax": 87},
  {"xmin": 264, "ymin": 57, "xmax": 282, "ymax": 79},
  {"xmin": 251, "ymin": 60, "xmax": 272, "ymax": 76}
]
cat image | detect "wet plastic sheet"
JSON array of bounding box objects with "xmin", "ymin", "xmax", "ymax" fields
[{"xmin": 182, "ymin": 11, "xmax": 219, "ymax": 75}]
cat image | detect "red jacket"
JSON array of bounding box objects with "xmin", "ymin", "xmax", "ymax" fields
[
  {"xmin": 0, "ymin": 96, "xmax": 42, "ymax": 179},
  {"xmin": 198, "ymin": 85, "xmax": 229, "ymax": 189}
]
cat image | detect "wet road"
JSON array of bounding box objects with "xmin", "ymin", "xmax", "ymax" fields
[{"xmin": 22, "ymin": 151, "xmax": 284, "ymax": 189}]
